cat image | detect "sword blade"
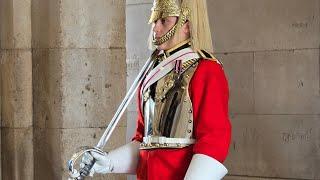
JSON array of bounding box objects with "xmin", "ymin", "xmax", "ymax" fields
[{"xmin": 96, "ymin": 55, "xmax": 154, "ymax": 149}]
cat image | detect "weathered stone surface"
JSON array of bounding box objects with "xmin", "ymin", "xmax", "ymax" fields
[
  {"xmin": 209, "ymin": 0, "xmax": 320, "ymax": 52},
  {"xmin": 33, "ymin": 48, "xmax": 127, "ymax": 129},
  {"xmin": 126, "ymin": 0, "xmax": 152, "ymax": 5},
  {"xmin": 126, "ymin": 56, "xmax": 141, "ymax": 112},
  {"xmin": 32, "ymin": 49, "xmax": 63, "ymax": 129},
  {"xmin": 225, "ymin": 114, "xmax": 320, "ymax": 179},
  {"xmin": 61, "ymin": 48, "xmax": 127, "ymax": 128},
  {"xmin": 0, "ymin": 50, "xmax": 32, "ymax": 128},
  {"xmin": 0, "ymin": 79, "xmax": 1, "ymax": 179},
  {"xmin": 254, "ymin": 49, "xmax": 320, "ymax": 114},
  {"xmin": 126, "ymin": 3, "xmax": 153, "ymax": 57},
  {"xmin": 33, "ymin": 0, "xmax": 126, "ymax": 48},
  {"xmin": 33, "ymin": 128, "xmax": 62, "ymax": 180},
  {"xmin": 1, "ymin": 128, "xmax": 34, "ymax": 180},
  {"xmin": 225, "ymin": 176, "xmax": 289, "ymax": 180},
  {"xmin": 0, "ymin": 0, "xmax": 32, "ymax": 49},
  {"xmin": 34, "ymin": 127, "xmax": 127, "ymax": 180},
  {"xmin": 60, "ymin": 0, "xmax": 125, "ymax": 48},
  {"xmin": 31, "ymin": 0, "xmax": 62, "ymax": 48},
  {"xmin": 215, "ymin": 52, "xmax": 254, "ymax": 114},
  {"xmin": 126, "ymin": 110, "xmax": 138, "ymax": 142}
]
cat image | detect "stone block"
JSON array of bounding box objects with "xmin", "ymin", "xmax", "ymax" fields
[
  {"xmin": 215, "ymin": 52, "xmax": 254, "ymax": 114},
  {"xmin": 0, "ymin": 0, "xmax": 31, "ymax": 49},
  {"xmin": 34, "ymin": 127, "xmax": 127, "ymax": 180},
  {"xmin": 61, "ymin": 48, "xmax": 127, "ymax": 128},
  {"xmin": 33, "ymin": 128, "xmax": 61, "ymax": 180},
  {"xmin": 0, "ymin": 50, "xmax": 32, "ymax": 128},
  {"xmin": 126, "ymin": 3, "xmax": 153, "ymax": 56},
  {"xmin": 209, "ymin": 0, "xmax": 320, "ymax": 52},
  {"xmin": 254, "ymin": 49, "xmax": 320, "ymax": 114},
  {"xmin": 1, "ymin": 128, "xmax": 34, "ymax": 180},
  {"xmin": 31, "ymin": 0, "xmax": 63, "ymax": 48},
  {"xmin": 225, "ymin": 114, "xmax": 320, "ymax": 179},
  {"xmin": 126, "ymin": 0, "xmax": 152, "ymax": 5},
  {"xmin": 225, "ymin": 176, "xmax": 287, "ymax": 180},
  {"xmin": 33, "ymin": 48, "xmax": 127, "ymax": 128},
  {"xmin": 126, "ymin": 56, "xmax": 141, "ymax": 112},
  {"xmin": 126, "ymin": 110, "xmax": 138, "ymax": 142},
  {"xmin": 32, "ymin": 49, "xmax": 63, "ymax": 128},
  {"xmin": 60, "ymin": 0, "xmax": 125, "ymax": 48}
]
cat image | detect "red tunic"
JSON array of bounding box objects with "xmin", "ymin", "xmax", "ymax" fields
[{"xmin": 132, "ymin": 59, "xmax": 231, "ymax": 180}]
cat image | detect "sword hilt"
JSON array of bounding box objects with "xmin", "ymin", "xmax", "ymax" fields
[{"xmin": 68, "ymin": 146, "xmax": 104, "ymax": 179}]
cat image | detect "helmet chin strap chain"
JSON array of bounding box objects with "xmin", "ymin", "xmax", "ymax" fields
[
  {"xmin": 152, "ymin": 7, "xmax": 190, "ymax": 46},
  {"xmin": 67, "ymin": 51, "xmax": 156, "ymax": 180}
]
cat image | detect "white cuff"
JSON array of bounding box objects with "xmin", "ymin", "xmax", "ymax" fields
[
  {"xmin": 184, "ymin": 154, "xmax": 228, "ymax": 180},
  {"xmin": 108, "ymin": 141, "xmax": 140, "ymax": 174}
]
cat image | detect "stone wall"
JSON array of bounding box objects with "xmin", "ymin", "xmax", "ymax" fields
[
  {"xmin": 0, "ymin": 0, "xmax": 127, "ymax": 179},
  {"xmin": 126, "ymin": 0, "xmax": 320, "ymax": 179},
  {"xmin": 0, "ymin": 0, "xmax": 33, "ymax": 179}
]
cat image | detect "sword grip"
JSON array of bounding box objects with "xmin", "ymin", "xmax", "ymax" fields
[{"xmin": 80, "ymin": 158, "xmax": 96, "ymax": 177}]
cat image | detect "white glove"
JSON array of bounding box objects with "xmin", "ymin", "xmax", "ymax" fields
[
  {"xmin": 80, "ymin": 151, "xmax": 113, "ymax": 176},
  {"xmin": 184, "ymin": 154, "xmax": 228, "ymax": 180},
  {"xmin": 91, "ymin": 151, "xmax": 113, "ymax": 174},
  {"xmin": 79, "ymin": 141, "xmax": 140, "ymax": 176}
]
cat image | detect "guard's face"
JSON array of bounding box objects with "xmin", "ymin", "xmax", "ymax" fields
[{"xmin": 153, "ymin": 16, "xmax": 178, "ymax": 50}]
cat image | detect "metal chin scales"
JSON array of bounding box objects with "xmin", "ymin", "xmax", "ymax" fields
[{"xmin": 67, "ymin": 54, "xmax": 155, "ymax": 179}]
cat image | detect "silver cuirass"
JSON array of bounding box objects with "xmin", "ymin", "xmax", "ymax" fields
[{"xmin": 140, "ymin": 54, "xmax": 199, "ymax": 149}]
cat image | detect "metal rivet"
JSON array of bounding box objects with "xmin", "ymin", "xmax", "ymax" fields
[
  {"xmin": 189, "ymin": 109, "xmax": 193, "ymax": 113},
  {"xmin": 177, "ymin": 143, "xmax": 181, "ymax": 147},
  {"xmin": 187, "ymin": 129, "xmax": 192, "ymax": 133},
  {"xmin": 188, "ymin": 120, "xmax": 192, "ymax": 123}
]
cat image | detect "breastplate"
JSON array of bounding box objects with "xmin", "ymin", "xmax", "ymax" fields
[{"xmin": 141, "ymin": 59, "xmax": 199, "ymax": 149}]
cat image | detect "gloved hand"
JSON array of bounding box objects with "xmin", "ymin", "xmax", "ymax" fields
[
  {"xmin": 79, "ymin": 152, "xmax": 95, "ymax": 177},
  {"xmin": 80, "ymin": 151, "xmax": 113, "ymax": 177},
  {"xmin": 90, "ymin": 151, "xmax": 113, "ymax": 174}
]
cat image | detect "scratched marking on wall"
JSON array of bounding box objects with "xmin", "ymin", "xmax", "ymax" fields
[{"xmin": 281, "ymin": 128, "xmax": 312, "ymax": 143}]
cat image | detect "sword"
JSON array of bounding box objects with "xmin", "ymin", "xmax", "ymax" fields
[{"xmin": 67, "ymin": 51, "xmax": 156, "ymax": 179}]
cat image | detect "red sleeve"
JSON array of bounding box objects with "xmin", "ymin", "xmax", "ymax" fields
[
  {"xmin": 132, "ymin": 85, "xmax": 144, "ymax": 142},
  {"xmin": 189, "ymin": 59, "xmax": 231, "ymax": 163}
]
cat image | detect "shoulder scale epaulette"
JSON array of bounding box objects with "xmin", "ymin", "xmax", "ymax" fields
[{"xmin": 197, "ymin": 49, "xmax": 223, "ymax": 65}]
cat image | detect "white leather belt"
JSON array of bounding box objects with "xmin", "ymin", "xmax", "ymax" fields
[{"xmin": 140, "ymin": 136, "xmax": 195, "ymax": 149}]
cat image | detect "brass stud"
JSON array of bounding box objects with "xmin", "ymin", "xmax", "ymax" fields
[
  {"xmin": 189, "ymin": 109, "xmax": 193, "ymax": 113},
  {"xmin": 187, "ymin": 129, "xmax": 192, "ymax": 133},
  {"xmin": 188, "ymin": 119, "xmax": 192, "ymax": 123}
]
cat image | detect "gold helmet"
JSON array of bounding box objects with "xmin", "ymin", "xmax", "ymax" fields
[{"xmin": 148, "ymin": 0, "xmax": 213, "ymax": 52}]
